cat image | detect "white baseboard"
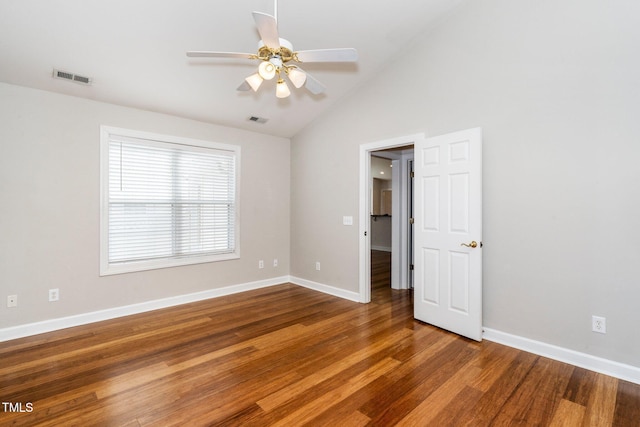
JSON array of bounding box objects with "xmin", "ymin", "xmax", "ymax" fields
[
  {"xmin": 0, "ymin": 276, "xmax": 289, "ymax": 343},
  {"xmin": 483, "ymin": 327, "xmax": 640, "ymax": 385},
  {"xmin": 289, "ymin": 276, "xmax": 361, "ymax": 303}
]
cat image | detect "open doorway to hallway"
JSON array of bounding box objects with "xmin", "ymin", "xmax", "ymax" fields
[
  {"xmin": 359, "ymin": 133, "xmax": 423, "ymax": 305},
  {"xmin": 369, "ymin": 145, "xmax": 414, "ymax": 303},
  {"xmin": 362, "ymin": 128, "xmax": 483, "ymax": 339}
]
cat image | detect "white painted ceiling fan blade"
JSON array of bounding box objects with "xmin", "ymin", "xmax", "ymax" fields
[
  {"xmin": 295, "ymin": 48, "xmax": 358, "ymax": 63},
  {"xmin": 252, "ymin": 12, "xmax": 280, "ymax": 48},
  {"xmin": 303, "ymin": 71, "xmax": 326, "ymax": 95},
  {"xmin": 186, "ymin": 51, "xmax": 255, "ymax": 59}
]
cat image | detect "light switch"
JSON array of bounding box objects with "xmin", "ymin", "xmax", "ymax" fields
[{"xmin": 343, "ymin": 216, "xmax": 353, "ymax": 226}]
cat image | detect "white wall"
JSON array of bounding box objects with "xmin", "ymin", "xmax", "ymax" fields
[
  {"xmin": 290, "ymin": 0, "xmax": 640, "ymax": 368},
  {"xmin": 0, "ymin": 82, "xmax": 290, "ymax": 329}
]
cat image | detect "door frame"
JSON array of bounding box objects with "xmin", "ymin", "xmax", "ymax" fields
[{"xmin": 359, "ymin": 133, "xmax": 425, "ymax": 303}]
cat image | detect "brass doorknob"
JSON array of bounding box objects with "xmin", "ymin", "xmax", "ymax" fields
[{"xmin": 461, "ymin": 241, "xmax": 478, "ymax": 248}]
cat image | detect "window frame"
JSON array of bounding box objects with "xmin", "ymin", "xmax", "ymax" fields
[{"xmin": 99, "ymin": 126, "xmax": 241, "ymax": 276}]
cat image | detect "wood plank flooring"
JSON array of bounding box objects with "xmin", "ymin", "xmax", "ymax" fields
[{"xmin": 1, "ymin": 251, "xmax": 639, "ymax": 426}]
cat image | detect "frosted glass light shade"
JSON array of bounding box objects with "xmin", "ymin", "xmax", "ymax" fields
[
  {"xmin": 245, "ymin": 73, "xmax": 263, "ymax": 91},
  {"xmin": 287, "ymin": 68, "xmax": 307, "ymax": 88},
  {"xmin": 276, "ymin": 79, "xmax": 290, "ymax": 98},
  {"xmin": 258, "ymin": 61, "xmax": 277, "ymax": 80}
]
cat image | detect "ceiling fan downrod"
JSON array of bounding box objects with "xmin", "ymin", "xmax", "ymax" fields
[{"xmin": 274, "ymin": 0, "xmax": 278, "ymax": 23}]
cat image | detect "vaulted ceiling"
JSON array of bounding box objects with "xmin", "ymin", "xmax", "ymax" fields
[{"xmin": 0, "ymin": 0, "xmax": 463, "ymax": 137}]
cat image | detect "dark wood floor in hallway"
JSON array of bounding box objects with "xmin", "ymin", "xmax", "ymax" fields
[{"xmin": 1, "ymin": 251, "xmax": 639, "ymax": 425}]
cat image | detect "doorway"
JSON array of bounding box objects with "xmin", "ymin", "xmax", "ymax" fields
[
  {"xmin": 360, "ymin": 128, "xmax": 483, "ymax": 341},
  {"xmin": 370, "ymin": 148, "xmax": 414, "ymax": 300},
  {"xmin": 358, "ymin": 133, "xmax": 423, "ymax": 304}
]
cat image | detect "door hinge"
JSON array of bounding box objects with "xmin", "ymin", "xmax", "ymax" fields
[
  {"xmin": 410, "ymin": 171, "xmax": 415, "ymax": 178},
  {"xmin": 409, "ymin": 217, "xmax": 414, "ymax": 224}
]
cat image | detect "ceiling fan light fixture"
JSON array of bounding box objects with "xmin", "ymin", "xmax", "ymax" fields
[
  {"xmin": 186, "ymin": 1, "xmax": 358, "ymax": 99},
  {"xmin": 245, "ymin": 73, "xmax": 263, "ymax": 91},
  {"xmin": 286, "ymin": 67, "xmax": 307, "ymax": 89},
  {"xmin": 276, "ymin": 79, "xmax": 291, "ymax": 98},
  {"xmin": 258, "ymin": 61, "xmax": 277, "ymax": 80}
]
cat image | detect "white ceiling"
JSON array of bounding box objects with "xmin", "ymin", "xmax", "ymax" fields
[{"xmin": 0, "ymin": 0, "xmax": 462, "ymax": 138}]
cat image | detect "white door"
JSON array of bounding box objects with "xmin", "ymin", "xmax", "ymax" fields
[{"xmin": 413, "ymin": 128, "xmax": 482, "ymax": 341}]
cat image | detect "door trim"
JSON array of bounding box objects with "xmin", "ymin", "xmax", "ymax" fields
[{"xmin": 359, "ymin": 133, "xmax": 425, "ymax": 303}]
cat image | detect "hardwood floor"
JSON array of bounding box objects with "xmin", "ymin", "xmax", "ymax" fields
[{"xmin": 1, "ymin": 251, "xmax": 639, "ymax": 426}]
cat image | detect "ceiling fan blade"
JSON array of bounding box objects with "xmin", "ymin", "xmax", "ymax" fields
[
  {"xmin": 252, "ymin": 12, "xmax": 280, "ymax": 48},
  {"xmin": 303, "ymin": 71, "xmax": 326, "ymax": 95},
  {"xmin": 186, "ymin": 51, "xmax": 255, "ymax": 59},
  {"xmin": 295, "ymin": 48, "xmax": 358, "ymax": 63}
]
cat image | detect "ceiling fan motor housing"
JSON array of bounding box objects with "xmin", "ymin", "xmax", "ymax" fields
[{"xmin": 258, "ymin": 38, "xmax": 295, "ymax": 63}]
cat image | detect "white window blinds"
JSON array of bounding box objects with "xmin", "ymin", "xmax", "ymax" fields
[{"xmin": 101, "ymin": 128, "xmax": 239, "ymax": 275}]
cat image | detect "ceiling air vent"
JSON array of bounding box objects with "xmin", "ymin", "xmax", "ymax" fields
[
  {"xmin": 53, "ymin": 69, "xmax": 93, "ymax": 85},
  {"xmin": 248, "ymin": 116, "xmax": 268, "ymax": 124}
]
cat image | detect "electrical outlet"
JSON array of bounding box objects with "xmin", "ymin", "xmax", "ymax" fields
[
  {"xmin": 49, "ymin": 288, "xmax": 60, "ymax": 302},
  {"xmin": 258, "ymin": 260, "xmax": 264, "ymax": 269},
  {"xmin": 315, "ymin": 262, "xmax": 321, "ymax": 271},
  {"xmin": 273, "ymin": 259, "xmax": 278, "ymax": 267},
  {"xmin": 592, "ymin": 315, "xmax": 606, "ymax": 334},
  {"xmin": 7, "ymin": 295, "xmax": 17, "ymax": 308}
]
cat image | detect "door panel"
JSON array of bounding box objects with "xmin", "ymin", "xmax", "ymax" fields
[
  {"xmin": 414, "ymin": 128, "xmax": 482, "ymax": 341},
  {"xmin": 449, "ymin": 173, "xmax": 470, "ymax": 233},
  {"xmin": 422, "ymin": 176, "xmax": 440, "ymax": 231},
  {"xmin": 422, "ymin": 248, "xmax": 440, "ymax": 304},
  {"xmin": 449, "ymin": 251, "xmax": 470, "ymax": 313}
]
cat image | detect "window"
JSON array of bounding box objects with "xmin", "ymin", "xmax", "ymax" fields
[{"xmin": 100, "ymin": 126, "xmax": 240, "ymax": 275}]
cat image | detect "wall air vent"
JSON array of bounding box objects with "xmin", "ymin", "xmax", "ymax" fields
[
  {"xmin": 248, "ymin": 116, "xmax": 268, "ymax": 124},
  {"xmin": 52, "ymin": 69, "xmax": 93, "ymax": 86}
]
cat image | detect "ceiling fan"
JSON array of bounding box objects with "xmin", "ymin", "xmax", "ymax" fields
[{"xmin": 186, "ymin": 0, "xmax": 358, "ymax": 98}]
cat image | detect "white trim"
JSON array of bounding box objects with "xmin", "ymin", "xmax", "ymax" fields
[
  {"xmin": 391, "ymin": 154, "xmax": 414, "ymax": 290},
  {"xmin": 289, "ymin": 276, "xmax": 361, "ymax": 303},
  {"xmin": 359, "ymin": 133, "xmax": 425, "ymax": 303},
  {"xmin": 99, "ymin": 125, "xmax": 242, "ymax": 276},
  {"xmin": 0, "ymin": 276, "xmax": 288, "ymax": 343},
  {"xmin": 391, "ymin": 158, "xmax": 402, "ymax": 289},
  {"xmin": 483, "ymin": 327, "xmax": 640, "ymax": 385}
]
